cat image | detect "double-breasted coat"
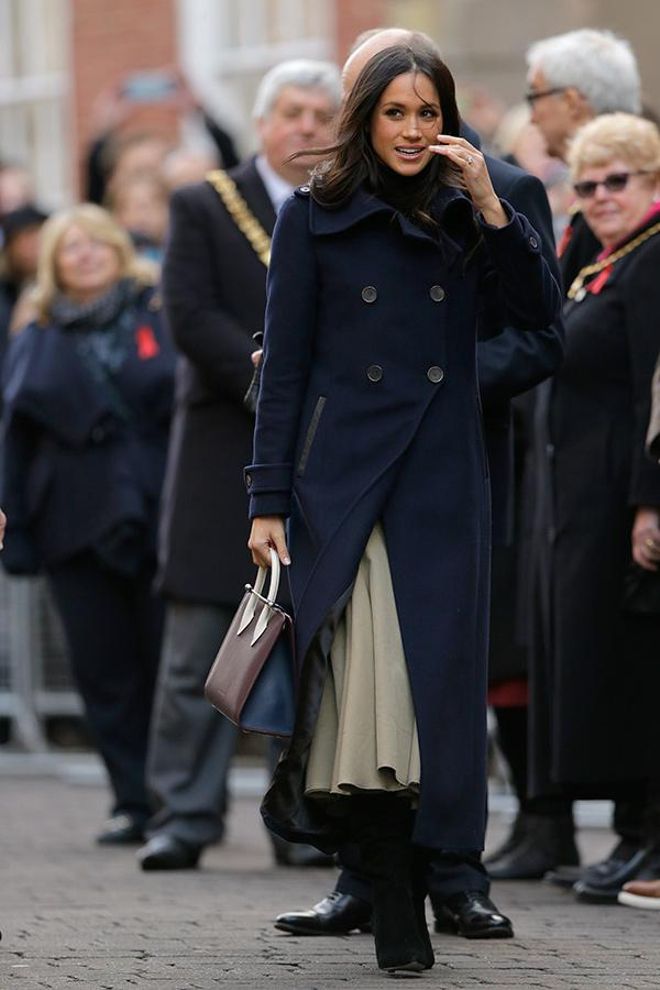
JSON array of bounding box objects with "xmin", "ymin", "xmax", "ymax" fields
[
  {"xmin": 157, "ymin": 159, "xmax": 276, "ymax": 606},
  {"xmin": 246, "ymin": 183, "xmax": 562, "ymax": 853},
  {"xmin": 529, "ymin": 212, "xmax": 660, "ymax": 794}
]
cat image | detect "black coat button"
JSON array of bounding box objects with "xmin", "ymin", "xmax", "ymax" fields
[
  {"xmin": 245, "ymin": 473, "xmax": 253, "ymax": 487},
  {"xmin": 361, "ymin": 285, "xmax": 378, "ymax": 303},
  {"xmin": 367, "ymin": 364, "xmax": 383, "ymax": 382},
  {"xmin": 90, "ymin": 425, "xmax": 106, "ymax": 443},
  {"xmin": 529, "ymin": 235, "xmax": 539, "ymax": 250},
  {"xmin": 427, "ymin": 366, "xmax": 444, "ymax": 383},
  {"xmin": 429, "ymin": 285, "xmax": 446, "ymax": 302}
]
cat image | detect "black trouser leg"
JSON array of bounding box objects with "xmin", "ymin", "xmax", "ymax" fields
[
  {"xmin": 644, "ymin": 782, "xmax": 660, "ymax": 848},
  {"xmin": 426, "ymin": 850, "xmax": 489, "ymax": 900},
  {"xmin": 613, "ymin": 792, "xmax": 646, "ymax": 847},
  {"xmin": 48, "ymin": 552, "xmax": 164, "ymax": 821},
  {"xmin": 336, "ymin": 844, "xmax": 489, "ymax": 904},
  {"xmin": 493, "ymin": 705, "xmax": 528, "ymax": 806}
]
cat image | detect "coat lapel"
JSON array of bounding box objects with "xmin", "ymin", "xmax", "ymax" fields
[{"xmin": 231, "ymin": 158, "xmax": 278, "ymax": 236}]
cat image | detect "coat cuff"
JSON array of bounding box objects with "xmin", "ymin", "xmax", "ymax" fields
[
  {"xmin": 244, "ymin": 462, "xmax": 292, "ymax": 494},
  {"xmin": 478, "ymin": 199, "xmax": 543, "ymax": 255},
  {"xmin": 244, "ymin": 463, "xmax": 293, "ymax": 519}
]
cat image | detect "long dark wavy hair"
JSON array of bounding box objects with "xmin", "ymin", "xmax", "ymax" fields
[{"xmin": 308, "ymin": 40, "xmax": 462, "ymax": 224}]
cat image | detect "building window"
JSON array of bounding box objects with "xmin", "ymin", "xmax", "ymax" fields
[
  {"xmin": 178, "ymin": 0, "xmax": 334, "ymax": 152},
  {"xmin": 0, "ymin": 0, "xmax": 70, "ymax": 207}
]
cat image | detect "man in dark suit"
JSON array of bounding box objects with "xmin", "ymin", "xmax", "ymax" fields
[
  {"xmin": 136, "ymin": 59, "xmax": 342, "ymax": 871},
  {"xmin": 520, "ymin": 28, "xmax": 651, "ymax": 905},
  {"xmin": 273, "ymin": 27, "xmax": 564, "ymax": 942}
]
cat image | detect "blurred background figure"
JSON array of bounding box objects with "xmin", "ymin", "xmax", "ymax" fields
[
  {"xmin": 458, "ymin": 83, "xmax": 506, "ymax": 155},
  {"xmin": 162, "ymin": 147, "xmax": 220, "ymax": 191},
  {"xmin": 0, "ymin": 205, "xmax": 48, "ymax": 361},
  {"xmin": 85, "ymin": 69, "xmax": 239, "ymax": 206},
  {"xmin": 0, "ymin": 162, "xmax": 34, "ymax": 216},
  {"xmin": 484, "ymin": 27, "xmax": 646, "ymax": 886},
  {"xmin": 526, "ymin": 28, "xmax": 641, "ymax": 282},
  {"xmin": 137, "ymin": 58, "xmax": 342, "ymax": 873},
  {"xmin": 90, "ymin": 131, "xmax": 173, "ymax": 207},
  {"xmin": 493, "ymin": 103, "xmax": 572, "ymax": 240},
  {"xmin": 530, "ymin": 111, "xmax": 660, "ymax": 905},
  {"xmin": 0, "ymin": 204, "xmax": 176, "ymax": 844},
  {"xmin": 105, "ymin": 171, "xmax": 170, "ymax": 263}
]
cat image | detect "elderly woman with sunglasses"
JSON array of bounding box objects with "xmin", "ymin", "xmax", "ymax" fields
[{"xmin": 529, "ymin": 113, "xmax": 660, "ymax": 901}]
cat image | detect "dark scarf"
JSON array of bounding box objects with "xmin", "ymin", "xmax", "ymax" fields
[{"xmin": 51, "ymin": 278, "xmax": 141, "ymax": 422}]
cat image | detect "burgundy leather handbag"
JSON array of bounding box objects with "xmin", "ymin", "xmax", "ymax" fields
[{"xmin": 204, "ymin": 550, "xmax": 295, "ymax": 738}]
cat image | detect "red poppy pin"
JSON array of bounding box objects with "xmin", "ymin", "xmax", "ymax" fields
[{"xmin": 136, "ymin": 324, "xmax": 160, "ymax": 359}]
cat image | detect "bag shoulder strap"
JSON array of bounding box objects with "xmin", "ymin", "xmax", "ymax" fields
[{"xmin": 206, "ymin": 169, "xmax": 271, "ymax": 268}]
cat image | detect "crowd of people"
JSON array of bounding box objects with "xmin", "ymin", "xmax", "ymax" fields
[{"xmin": 1, "ymin": 21, "xmax": 659, "ymax": 976}]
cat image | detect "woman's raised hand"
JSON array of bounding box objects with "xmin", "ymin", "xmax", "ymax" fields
[
  {"xmin": 248, "ymin": 515, "xmax": 291, "ymax": 569},
  {"xmin": 429, "ymin": 135, "xmax": 507, "ymax": 228}
]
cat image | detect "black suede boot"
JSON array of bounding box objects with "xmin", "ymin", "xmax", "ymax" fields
[{"xmin": 351, "ymin": 795, "xmax": 433, "ymax": 973}]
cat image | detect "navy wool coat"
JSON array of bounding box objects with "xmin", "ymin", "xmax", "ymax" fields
[
  {"xmin": 246, "ymin": 184, "xmax": 562, "ymax": 853},
  {"xmin": 1, "ymin": 288, "xmax": 175, "ymax": 574}
]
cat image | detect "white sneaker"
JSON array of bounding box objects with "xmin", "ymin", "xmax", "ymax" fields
[{"xmin": 618, "ymin": 890, "xmax": 660, "ymax": 910}]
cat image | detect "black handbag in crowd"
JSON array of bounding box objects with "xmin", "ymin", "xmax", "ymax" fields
[{"xmin": 204, "ymin": 549, "xmax": 295, "ymax": 737}]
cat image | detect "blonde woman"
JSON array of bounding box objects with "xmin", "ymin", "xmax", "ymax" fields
[
  {"xmin": 529, "ymin": 114, "xmax": 660, "ymax": 903},
  {"xmin": 1, "ymin": 204, "xmax": 176, "ymax": 844}
]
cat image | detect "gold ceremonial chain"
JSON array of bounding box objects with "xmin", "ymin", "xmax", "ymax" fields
[
  {"xmin": 206, "ymin": 170, "xmax": 271, "ymax": 267},
  {"xmin": 568, "ymin": 220, "xmax": 660, "ymax": 301}
]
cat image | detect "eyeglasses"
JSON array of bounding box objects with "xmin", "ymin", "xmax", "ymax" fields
[
  {"xmin": 524, "ymin": 87, "xmax": 566, "ymax": 106},
  {"xmin": 573, "ymin": 171, "xmax": 650, "ymax": 199}
]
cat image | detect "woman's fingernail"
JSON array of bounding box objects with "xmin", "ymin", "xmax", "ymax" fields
[{"xmin": 283, "ymin": 556, "xmax": 291, "ymax": 565}]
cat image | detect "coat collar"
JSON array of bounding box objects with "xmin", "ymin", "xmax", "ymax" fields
[{"xmin": 307, "ymin": 182, "xmax": 474, "ymax": 248}]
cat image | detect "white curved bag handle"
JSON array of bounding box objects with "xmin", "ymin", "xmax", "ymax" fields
[{"xmin": 237, "ymin": 548, "xmax": 282, "ymax": 641}]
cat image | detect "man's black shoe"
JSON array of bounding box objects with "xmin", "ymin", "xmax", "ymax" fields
[
  {"xmin": 96, "ymin": 813, "xmax": 145, "ymax": 845},
  {"xmin": 547, "ymin": 839, "xmax": 640, "ymax": 890},
  {"xmin": 574, "ymin": 847, "xmax": 660, "ymax": 905},
  {"xmin": 433, "ymin": 891, "xmax": 514, "ymax": 939},
  {"xmin": 544, "ymin": 865, "xmax": 584, "ymax": 888},
  {"xmin": 137, "ymin": 834, "xmax": 202, "ymax": 871},
  {"xmin": 274, "ymin": 892, "xmax": 372, "ymax": 935}
]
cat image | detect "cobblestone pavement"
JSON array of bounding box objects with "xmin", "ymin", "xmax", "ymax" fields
[{"xmin": 2, "ymin": 771, "xmax": 659, "ymax": 989}]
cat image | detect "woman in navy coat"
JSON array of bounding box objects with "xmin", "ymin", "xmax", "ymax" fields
[
  {"xmin": 1, "ymin": 205, "xmax": 176, "ymax": 844},
  {"xmin": 247, "ymin": 43, "xmax": 561, "ymax": 974}
]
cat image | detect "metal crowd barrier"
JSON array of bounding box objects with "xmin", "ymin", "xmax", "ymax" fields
[{"xmin": 0, "ymin": 572, "xmax": 80, "ymax": 750}]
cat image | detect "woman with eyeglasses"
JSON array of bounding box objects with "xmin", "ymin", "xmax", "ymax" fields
[{"xmin": 529, "ymin": 112, "xmax": 660, "ymax": 901}]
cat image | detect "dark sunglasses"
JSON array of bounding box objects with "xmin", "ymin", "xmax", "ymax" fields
[
  {"xmin": 524, "ymin": 87, "xmax": 566, "ymax": 106},
  {"xmin": 573, "ymin": 170, "xmax": 650, "ymax": 198}
]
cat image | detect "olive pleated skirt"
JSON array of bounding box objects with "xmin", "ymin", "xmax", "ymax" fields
[{"xmin": 305, "ymin": 523, "xmax": 421, "ymax": 797}]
